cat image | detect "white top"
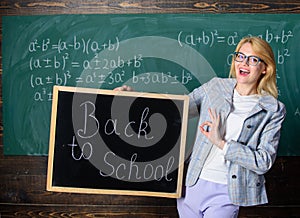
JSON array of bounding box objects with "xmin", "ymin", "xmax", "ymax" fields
[{"xmin": 199, "ymin": 89, "xmax": 259, "ymax": 184}]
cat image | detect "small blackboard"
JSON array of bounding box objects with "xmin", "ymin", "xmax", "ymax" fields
[{"xmin": 47, "ymin": 86, "xmax": 189, "ymax": 198}]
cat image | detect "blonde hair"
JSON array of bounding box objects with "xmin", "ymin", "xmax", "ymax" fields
[{"xmin": 229, "ymin": 36, "xmax": 278, "ymax": 98}]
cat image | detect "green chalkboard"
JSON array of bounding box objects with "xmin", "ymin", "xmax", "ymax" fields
[{"xmin": 3, "ymin": 14, "xmax": 300, "ymax": 156}]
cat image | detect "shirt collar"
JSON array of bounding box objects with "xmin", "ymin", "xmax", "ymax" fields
[
  {"xmin": 225, "ymin": 79, "xmax": 278, "ymax": 113},
  {"xmin": 258, "ymin": 92, "xmax": 278, "ymax": 112}
]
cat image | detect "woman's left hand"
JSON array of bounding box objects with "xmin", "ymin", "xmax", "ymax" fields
[{"xmin": 199, "ymin": 108, "xmax": 226, "ymax": 149}]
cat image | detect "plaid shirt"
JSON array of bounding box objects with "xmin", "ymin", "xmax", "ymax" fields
[{"xmin": 186, "ymin": 77, "xmax": 286, "ymax": 206}]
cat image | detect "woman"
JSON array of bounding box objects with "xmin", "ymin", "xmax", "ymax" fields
[{"xmin": 177, "ymin": 36, "xmax": 286, "ymax": 217}]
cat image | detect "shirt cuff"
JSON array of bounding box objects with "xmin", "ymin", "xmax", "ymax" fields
[{"xmin": 222, "ymin": 141, "xmax": 229, "ymax": 155}]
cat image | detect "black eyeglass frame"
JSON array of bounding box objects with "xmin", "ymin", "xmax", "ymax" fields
[{"xmin": 233, "ymin": 52, "xmax": 265, "ymax": 66}]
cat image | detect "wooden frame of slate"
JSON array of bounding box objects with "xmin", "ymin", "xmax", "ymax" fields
[{"xmin": 47, "ymin": 85, "xmax": 189, "ymax": 198}]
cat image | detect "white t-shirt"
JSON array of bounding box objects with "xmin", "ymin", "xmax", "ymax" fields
[{"xmin": 199, "ymin": 89, "xmax": 259, "ymax": 184}]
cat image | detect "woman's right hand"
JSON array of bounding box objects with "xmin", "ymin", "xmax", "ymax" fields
[{"xmin": 113, "ymin": 85, "xmax": 134, "ymax": 91}]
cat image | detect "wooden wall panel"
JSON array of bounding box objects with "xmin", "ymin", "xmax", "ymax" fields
[
  {"xmin": 1, "ymin": 1, "xmax": 300, "ymax": 217},
  {"xmin": 1, "ymin": 0, "xmax": 300, "ymax": 15}
]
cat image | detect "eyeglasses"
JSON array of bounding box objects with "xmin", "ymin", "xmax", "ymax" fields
[{"xmin": 233, "ymin": 52, "xmax": 265, "ymax": 66}]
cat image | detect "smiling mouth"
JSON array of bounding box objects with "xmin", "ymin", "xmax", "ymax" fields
[{"xmin": 240, "ymin": 69, "xmax": 250, "ymax": 75}]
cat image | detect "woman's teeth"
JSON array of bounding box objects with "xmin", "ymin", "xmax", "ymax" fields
[{"xmin": 240, "ymin": 69, "xmax": 250, "ymax": 75}]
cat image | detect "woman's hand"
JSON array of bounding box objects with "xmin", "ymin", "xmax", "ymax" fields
[
  {"xmin": 113, "ymin": 85, "xmax": 134, "ymax": 91},
  {"xmin": 199, "ymin": 108, "xmax": 226, "ymax": 149}
]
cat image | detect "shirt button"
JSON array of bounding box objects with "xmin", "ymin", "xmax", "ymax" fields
[
  {"xmin": 256, "ymin": 182, "xmax": 261, "ymax": 186},
  {"xmin": 247, "ymin": 125, "xmax": 252, "ymax": 128},
  {"xmin": 232, "ymin": 175, "xmax": 237, "ymax": 179}
]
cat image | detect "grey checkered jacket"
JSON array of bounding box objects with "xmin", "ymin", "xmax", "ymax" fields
[{"xmin": 186, "ymin": 77, "xmax": 286, "ymax": 206}]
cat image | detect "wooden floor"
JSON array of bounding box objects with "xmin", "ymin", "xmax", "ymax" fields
[{"xmin": 1, "ymin": 0, "xmax": 300, "ymax": 217}]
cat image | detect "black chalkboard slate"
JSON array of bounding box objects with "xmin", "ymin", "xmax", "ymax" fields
[
  {"xmin": 3, "ymin": 14, "xmax": 300, "ymax": 156},
  {"xmin": 47, "ymin": 86, "xmax": 189, "ymax": 198}
]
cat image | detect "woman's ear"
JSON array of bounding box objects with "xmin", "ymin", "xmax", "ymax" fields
[{"xmin": 261, "ymin": 66, "xmax": 267, "ymax": 75}]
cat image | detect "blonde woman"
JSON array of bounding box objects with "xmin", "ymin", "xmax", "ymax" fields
[{"xmin": 177, "ymin": 36, "xmax": 286, "ymax": 217}]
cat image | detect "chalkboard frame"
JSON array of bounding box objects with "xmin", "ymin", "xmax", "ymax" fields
[{"xmin": 47, "ymin": 85, "xmax": 189, "ymax": 198}]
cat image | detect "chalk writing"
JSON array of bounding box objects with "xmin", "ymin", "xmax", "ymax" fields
[
  {"xmin": 263, "ymin": 30, "xmax": 293, "ymax": 44},
  {"xmin": 131, "ymin": 70, "xmax": 192, "ymax": 85},
  {"xmin": 33, "ymin": 88, "xmax": 53, "ymax": 102},
  {"xmin": 68, "ymin": 136, "xmax": 93, "ymax": 161},
  {"xmin": 28, "ymin": 36, "xmax": 120, "ymax": 54},
  {"xmin": 277, "ymin": 49, "xmax": 291, "ymax": 65},
  {"xmin": 30, "ymin": 72, "xmax": 71, "ymax": 88},
  {"xmin": 178, "ymin": 29, "xmax": 293, "ymax": 48},
  {"xmin": 24, "ymin": 25, "xmax": 295, "ymax": 103},
  {"xmin": 295, "ymin": 107, "xmax": 300, "ymax": 117},
  {"xmin": 29, "ymin": 53, "xmax": 70, "ymax": 71},
  {"xmin": 99, "ymin": 151, "xmax": 174, "ymax": 181},
  {"xmin": 76, "ymin": 101, "xmax": 154, "ymax": 140},
  {"xmin": 178, "ymin": 30, "xmax": 239, "ymax": 47}
]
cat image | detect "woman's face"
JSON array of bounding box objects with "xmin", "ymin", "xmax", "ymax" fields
[{"xmin": 234, "ymin": 42, "xmax": 266, "ymax": 93}]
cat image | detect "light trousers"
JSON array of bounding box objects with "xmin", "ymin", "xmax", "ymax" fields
[{"xmin": 177, "ymin": 178, "xmax": 239, "ymax": 218}]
